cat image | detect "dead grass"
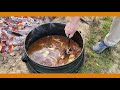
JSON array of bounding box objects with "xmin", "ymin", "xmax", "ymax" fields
[
  {"xmin": 0, "ymin": 16, "xmax": 120, "ymax": 73},
  {"xmin": 80, "ymin": 17, "xmax": 120, "ymax": 73}
]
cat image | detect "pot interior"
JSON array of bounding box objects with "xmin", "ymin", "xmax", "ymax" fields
[{"xmin": 25, "ymin": 23, "xmax": 83, "ymax": 67}]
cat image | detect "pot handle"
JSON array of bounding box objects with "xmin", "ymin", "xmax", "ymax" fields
[{"xmin": 21, "ymin": 53, "xmax": 28, "ymax": 62}]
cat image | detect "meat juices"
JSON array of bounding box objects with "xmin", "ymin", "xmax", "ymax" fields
[{"xmin": 27, "ymin": 35, "xmax": 81, "ymax": 67}]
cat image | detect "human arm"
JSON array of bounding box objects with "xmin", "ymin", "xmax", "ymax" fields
[{"xmin": 65, "ymin": 16, "xmax": 80, "ymax": 38}]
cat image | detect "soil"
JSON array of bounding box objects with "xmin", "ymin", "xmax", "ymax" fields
[
  {"xmin": 0, "ymin": 16, "xmax": 120, "ymax": 73},
  {"xmin": 0, "ymin": 16, "xmax": 97, "ymax": 73}
]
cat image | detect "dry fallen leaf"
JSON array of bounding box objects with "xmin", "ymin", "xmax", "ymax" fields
[{"xmin": 0, "ymin": 16, "xmax": 56, "ymax": 56}]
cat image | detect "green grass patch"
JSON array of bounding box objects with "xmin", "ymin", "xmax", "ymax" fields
[{"xmin": 80, "ymin": 17, "xmax": 114, "ymax": 73}]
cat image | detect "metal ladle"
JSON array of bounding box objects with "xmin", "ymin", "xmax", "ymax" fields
[{"xmin": 65, "ymin": 34, "xmax": 72, "ymax": 55}]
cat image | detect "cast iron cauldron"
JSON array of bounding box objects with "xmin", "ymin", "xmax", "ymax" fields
[{"xmin": 22, "ymin": 23, "xmax": 84, "ymax": 73}]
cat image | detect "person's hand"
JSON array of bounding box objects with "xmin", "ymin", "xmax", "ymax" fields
[
  {"xmin": 65, "ymin": 22, "xmax": 77, "ymax": 38},
  {"xmin": 65, "ymin": 17, "xmax": 80, "ymax": 38}
]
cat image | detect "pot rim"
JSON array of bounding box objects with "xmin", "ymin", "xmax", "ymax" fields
[{"xmin": 23, "ymin": 22, "xmax": 84, "ymax": 69}]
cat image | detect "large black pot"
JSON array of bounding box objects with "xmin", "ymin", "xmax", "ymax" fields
[{"xmin": 22, "ymin": 23, "xmax": 84, "ymax": 73}]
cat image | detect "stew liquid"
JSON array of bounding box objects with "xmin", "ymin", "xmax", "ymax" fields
[{"xmin": 27, "ymin": 35, "xmax": 81, "ymax": 67}]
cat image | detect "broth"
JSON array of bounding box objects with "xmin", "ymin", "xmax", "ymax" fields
[{"xmin": 27, "ymin": 35, "xmax": 81, "ymax": 67}]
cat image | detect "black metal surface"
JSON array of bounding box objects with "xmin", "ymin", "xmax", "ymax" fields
[
  {"xmin": 24, "ymin": 51, "xmax": 84, "ymax": 73},
  {"xmin": 22, "ymin": 23, "xmax": 84, "ymax": 73}
]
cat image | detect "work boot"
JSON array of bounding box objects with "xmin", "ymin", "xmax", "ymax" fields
[{"xmin": 92, "ymin": 41, "xmax": 109, "ymax": 53}]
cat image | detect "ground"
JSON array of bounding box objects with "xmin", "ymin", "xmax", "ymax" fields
[
  {"xmin": 79, "ymin": 17, "xmax": 120, "ymax": 73},
  {"xmin": 0, "ymin": 16, "xmax": 120, "ymax": 73}
]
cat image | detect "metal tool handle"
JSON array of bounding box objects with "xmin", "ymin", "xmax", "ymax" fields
[{"xmin": 68, "ymin": 34, "xmax": 70, "ymax": 47}]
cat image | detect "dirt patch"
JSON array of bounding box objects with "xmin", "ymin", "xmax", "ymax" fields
[
  {"xmin": 0, "ymin": 16, "xmax": 120, "ymax": 73},
  {"xmin": 0, "ymin": 49, "xmax": 29, "ymax": 73},
  {"xmin": 106, "ymin": 43, "xmax": 120, "ymax": 73},
  {"xmin": 0, "ymin": 16, "xmax": 92, "ymax": 73}
]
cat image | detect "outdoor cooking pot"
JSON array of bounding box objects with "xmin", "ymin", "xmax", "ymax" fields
[{"xmin": 22, "ymin": 23, "xmax": 84, "ymax": 73}]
